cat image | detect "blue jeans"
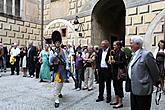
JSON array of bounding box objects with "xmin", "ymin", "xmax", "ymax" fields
[{"xmin": 75, "ymin": 69, "xmax": 83, "ymax": 89}]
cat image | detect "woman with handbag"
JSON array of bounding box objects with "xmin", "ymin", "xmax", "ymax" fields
[{"xmin": 110, "ymin": 41, "xmax": 127, "ymax": 108}]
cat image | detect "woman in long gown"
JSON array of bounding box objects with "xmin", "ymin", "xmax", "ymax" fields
[
  {"xmin": 154, "ymin": 40, "xmax": 165, "ymax": 93},
  {"xmin": 39, "ymin": 45, "xmax": 51, "ymax": 82}
]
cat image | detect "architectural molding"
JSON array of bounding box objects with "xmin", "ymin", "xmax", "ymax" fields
[
  {"xmin": 144, "ymin": 8, "xmax": 165, "ymax": 50},
  {"xmin": 44, "ymin": 19, "xmax": 79, "ymax": 45}
]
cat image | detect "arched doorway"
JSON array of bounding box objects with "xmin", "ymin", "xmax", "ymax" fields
[
  {"xmin": 91, "ymin": 0, "xmax": 126, "ymax": 47},
  {"xmin": 144, "ymin": 9, "xmax": 165, "ymax": 51},
  {"xmin": 44, "ymin": 19, "xmax": 79, "ymax": 46}
]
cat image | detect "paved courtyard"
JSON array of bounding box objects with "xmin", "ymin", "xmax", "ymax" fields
[{"xmin": 0, "ymin": 70, "xmax": 165, "ymax": 110}]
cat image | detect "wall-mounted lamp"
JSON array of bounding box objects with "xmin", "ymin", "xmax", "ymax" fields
[{"xmin": 73, "ymin": 16, "xmax": 85, "ymax": 37}]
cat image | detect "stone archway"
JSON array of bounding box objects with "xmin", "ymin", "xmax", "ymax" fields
[
  {"xmin": 91, "ymin": 0, "xmax": 126, "ymax": 47},
  {"xmin": 44, "ymin": 19, "xmax": 79, "ymax": 45},
  {"xmin": 144, "ymin": 9, "xmax": 165, "ymax": 50}
]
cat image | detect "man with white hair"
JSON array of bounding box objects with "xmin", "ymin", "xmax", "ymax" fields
[
  {"xmin": 128, "ymin": 36, "xmax": 160, "ymax": 110},
  {"xmin": 10, "ymin": 43, "xmax": 20, "ymax": 75}
]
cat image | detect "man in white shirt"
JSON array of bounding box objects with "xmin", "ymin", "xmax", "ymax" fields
[
  {"xmin": 128, "ymin": 36, "xmax": 160, "ymax": 110},
  {"xmin": 96, "ymin": 40, "xmax": 112, "ymax": 103},
  {"xmin": 10, "ymin": 43, "xmax": 20, "ymax": 75}
]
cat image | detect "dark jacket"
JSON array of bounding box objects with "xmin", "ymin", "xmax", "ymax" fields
[
  {"xmin": 112, "ymin": 50, "xmax": 126, "ymax": 79},
  {"xmin": 97, "ymin": 48, "xmax": 111, "ymax": 70},
  {"xmin": 28, "ymin": 46, "xmax": 37, "ymax": 62}
]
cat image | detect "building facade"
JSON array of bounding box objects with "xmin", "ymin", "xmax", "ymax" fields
[{"xmin": 0, "ymin": 0, "xmax": 165, "ymax": 51}]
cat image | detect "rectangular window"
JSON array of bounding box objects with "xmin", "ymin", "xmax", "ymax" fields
[
  {"xmin": 6, "ymin": 0, "xmax": 12, "ymax": 15},
  {"xmin": 15, "ymin": 0, "xmax": 20, "ymax": 17},
  {"xmin": 0, "ymin": 0, "xmax": 4, "ymax": 13}
]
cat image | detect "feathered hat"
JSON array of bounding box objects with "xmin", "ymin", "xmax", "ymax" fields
[{"xmin": 51, "ymin": 31, "xmax": 62, "ymax": 44}]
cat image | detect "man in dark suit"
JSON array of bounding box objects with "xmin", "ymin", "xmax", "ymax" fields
[
  {"xmin": 128, "ymin": 36, "xmax": 160, "ymax": 110},
  {"xmin": 96, "ymin": 40, "xmax": 112, "ymax": 103},
  {"xmin": 27, "ymin": 42, "xmax": 37, "ymax": 78}
]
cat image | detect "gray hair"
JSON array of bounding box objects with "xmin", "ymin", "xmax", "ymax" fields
[{"xmin": 130, "ymin": 36, "xmax": 143, "ymax": 47}]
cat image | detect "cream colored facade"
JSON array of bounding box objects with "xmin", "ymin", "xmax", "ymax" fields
[
  {"xmin": 0, "ymin": 0, "xmax": 41, "ymax": 48},
  {"xmin": 0, "ymin": 0, "xmax": 165, "ymax": 51}
]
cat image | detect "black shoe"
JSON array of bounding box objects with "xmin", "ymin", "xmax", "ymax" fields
[
  {"xmin": 106, "ymin": 99, "xmax": 111, "ymax": 103},
  {"xmin": 113, "ymin": 104, "xmax": 123, "ymax": 109},
  {"xmin": 110, "ymin": 102, "xmax": 118, "ymax": 105},
  {"xmin": 40, "ymin": 79, "xmax": 44, "ymax": 82},
  {"xmin": 65, "ymin": 80, "xmax": 69, "ymax": 83},
  {"xmin": 88, "ymin": 88, "xmax": 93, "ymax": 91},
  {"xmin": 58, "ymin": 94, "xmax": 63, "ymax": 98},
  {"xmin": 96, "ymin": 98, "xmax": 104, "ymax": 102},
  {"xmin": 82, "ymin": 87, "xmax": 88, "ymax": 90},
  {"xmin": 54, "ymin": 102, "xmax": 59, "ymax": 108}
]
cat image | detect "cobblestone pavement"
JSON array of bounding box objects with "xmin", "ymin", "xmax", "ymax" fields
[{"xmin": 0, "ymin": 70, "xmax": 165, "ymax": 110}]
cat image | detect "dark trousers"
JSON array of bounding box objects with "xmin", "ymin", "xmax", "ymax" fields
[
  {"xmin": 113, "ymin": 79, "xmax": 124, "ymax": 98},
  {"xmin": 131, "ymin": 93, "xmax": 152, "ymax": 110},
  {"xmin": 35, "ymin": 62, "xmax": 41, "ymax": 78},
  {"xmin": 11, "ymin": 56, "xmax": 20, "ymax": 75},
  {"xmin": 29, "ymin": 60, "xmax": 35, "ymax": 76},
  {"xmin": 75, "ymin": 69, "xmax": 83, "ymax": 89},
  {"xmin": 94, "ymin": 69, "xmax": 99, "ymax": 82},
  {"xmin": 98, "ymin": 68, "xmax": 111, "ymax": 100}
]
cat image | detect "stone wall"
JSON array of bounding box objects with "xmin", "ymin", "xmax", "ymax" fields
[
  {"xmin": 44, "ymin": 0, "xmax": 165, "ymax": 48},
  {"xmin": 0, "ymin": 16, "xmax": 41, "ymax": 48},
  {"xmin": 1, "ymin": 0, "xmax": 165, "ymax": 49},
  {"xmin": 125, "ymin": 0, "xmax": 165, "ymax": 49}
]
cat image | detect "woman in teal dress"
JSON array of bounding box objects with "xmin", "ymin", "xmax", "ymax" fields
[{"xmin": 39, "ymin": 45, "xmax": 51, "ymax": 82}]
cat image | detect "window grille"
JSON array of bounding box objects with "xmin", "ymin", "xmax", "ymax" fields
[
  {"xmin": 15, "ymin": 0, "xmax": 20, "ymax": 17},
  {"xmin": 6, "ymin": 0, "xmax": 12, "ymax": 15},
  {"xmin": 0, "ymin": 0, "xmax": 4, "ymax": 13}
]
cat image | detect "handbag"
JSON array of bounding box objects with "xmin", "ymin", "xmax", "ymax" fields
[{"xmin": 117, "ymin": 66, "xmax": 127, "ymax": 80}]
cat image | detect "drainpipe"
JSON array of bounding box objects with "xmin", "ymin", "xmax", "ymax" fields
[
  {"xmin": 41, "ymin": 0, "xmax": 44, "ymax": 49},
  {"xmin": 164, "ymin": 18, "xmax": 165, "ymax": 40}
]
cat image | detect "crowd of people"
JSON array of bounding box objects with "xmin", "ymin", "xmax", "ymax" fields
[{"xmin": 0, "ymin": 35, "xmax": 163, "ymax": 110}]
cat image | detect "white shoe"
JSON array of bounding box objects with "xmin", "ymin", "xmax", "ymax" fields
[
  {"xmin": 0, "ymin": 74, "xmax": 1, "ymax": 77},
  {"xmin": 76, "ymin": 88, "xmax": 81, "ymax": 91},
  {"xmin": 30, "ymin": 75, "xmax": 34, "ymax": 78}
]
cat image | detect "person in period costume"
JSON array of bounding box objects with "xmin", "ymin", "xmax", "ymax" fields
[
  {"xmin": 39, "ymin": 44, "xmax": 51, "ymax": 82},
  {"xmin": 50, "ymin": 31, "xmax": 69, "ymax": 108},
  {"xmin": 96, "ymin": 40, "xmax": 112, "ymax": 103},
  {"xmin": 10, "ymin": 43, "xmax": 20, "ymax": 75},
  {"xmin": 128, "ymin": 36, "xmax": 160, "ymax": 110}
]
